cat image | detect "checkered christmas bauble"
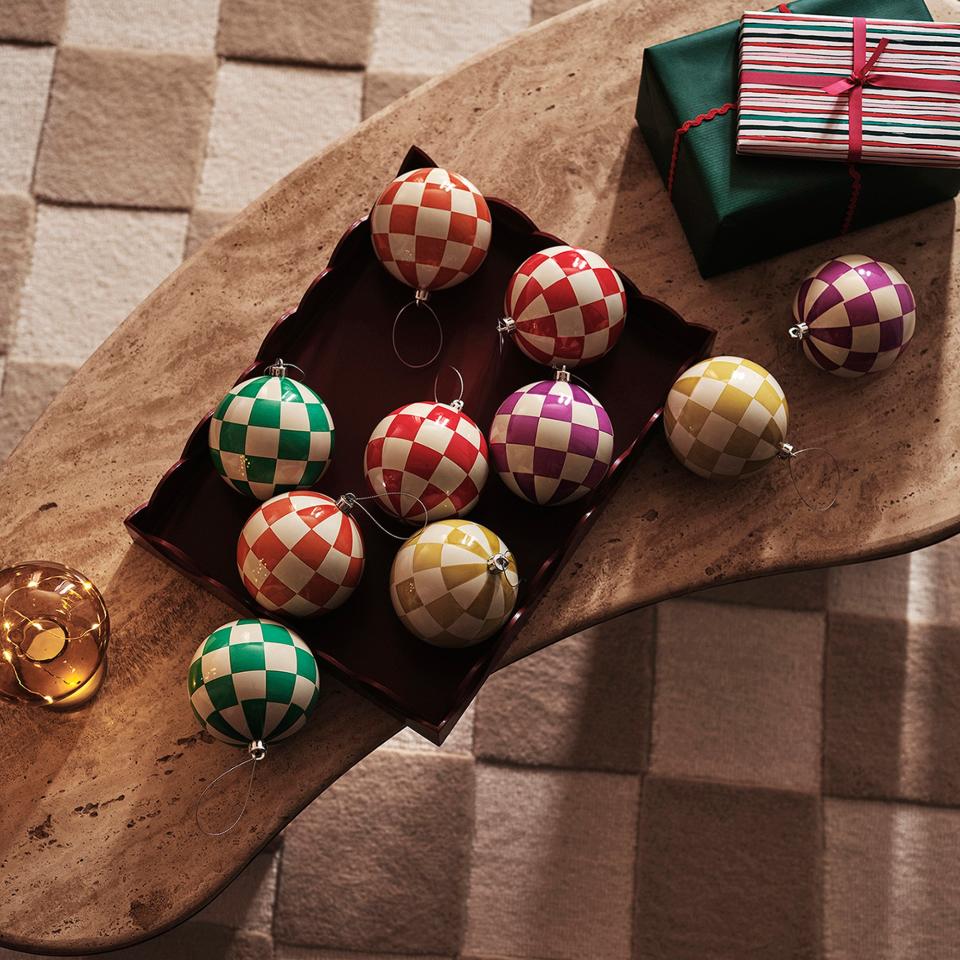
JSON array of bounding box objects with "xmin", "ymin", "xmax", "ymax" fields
[
  {"xmin": 237, "ymin": 492, "xmax": 364, "ymax": 618},
  {"xmin": 209, "ymin": 373, "xmax": 334, "ymax": 500},
  {"xmin": 792, "ymin": 255, "xmax": 916, "ymax": 378},
  {"xmin": 187, "ymin": 619, "xmax": 320, "ymax": 747},
  {"xmin": 370, "ymin": 167, "xmax": 492, "ymax": 292},
  {"xmin": 489, "ymin": 379, "xmax": 615, "ymax": 506},
  {"xmin": 364, "ymin": 401, "xmax": 489, "ymax": 524},
  {"xmin": 504, "ymin": 245, "xmax": 627, "ymax": 368},
  {"xmin": 390, "ymin": 520, "xmax": 519, "ymax": 648},
  {"xmin": 664, "ymin": 356, "xmax": 789, "ymax": 480}
]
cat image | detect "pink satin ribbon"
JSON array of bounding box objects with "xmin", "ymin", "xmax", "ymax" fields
[{"xmin": 741, "ymin": 16, "xmax": 960, "ymax": 161}]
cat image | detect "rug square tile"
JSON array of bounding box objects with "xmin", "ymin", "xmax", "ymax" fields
[
  {"xmin": 275, "ymin": 749, "xmax": 473, "ymax": 955},
  {"xmin": 34, "ymin": 47, "xmax": 215, "ymax": 208},
  {"xmin": 12, "ymin": 204, "xmax": 187, "ymax": 365},
  {"xmin": 0, "ymin": 45, "xmax": 56, "ymax": 193},
  {"xmin": 825, "ymin": 612, "xmax": 960, "ymax": 806},
  {"xmin": 217, "ymin": 0, "xmax": 375, "ymax": 67},
  {"xmin": 474, "ymin": 607, "xmax": 654, "ymax": 773},
  {"xmin": 370, "ymin": 0, "xmax": 531, "ymax": 75},
  {"xmin": 0, "ymin": 0, "xmax": 67, "ymax": 42},
  {"xmin": 651, "ymin": 599, "xmax": 824, "ymax": 792},
  {"xmin": 636, "ymin": 777, "xmax": 821, "ymax": 960},
  {"xmin": 197, "ymin": 61, "xmax": 363, "ymax": 212},
  {"xmin": 464, "ymin": 763, "xmax": 639, "ymax": 960},
  {"xmin": 825, "ymin": 797, "xmax": 960, "ymax": 959},
  {"xmin": 0, "ymin": 194, "xmax": 34, "ymax": 354},
  {"xmin": 64, "ymin": 0, "xmax": 220, "ymax": 53},
  {"xmin": 899, "ymin": 536, "xmax": 960, "ymax": 628},
  {"xmin": 828, "ymin": 553, "xmax": 911, "ymax": 621}
]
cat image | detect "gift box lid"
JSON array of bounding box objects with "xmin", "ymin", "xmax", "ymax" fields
[{"xmin": 636, "ymin": 0, "xmax": 960, "ymax": 276}]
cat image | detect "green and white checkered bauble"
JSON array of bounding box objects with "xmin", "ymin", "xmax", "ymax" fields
[
  {"xmin": 208, "ymin": 373, "xmax": 334, "ymax": 500},
  {"xmin": 187, "ymin": 619, "xmax": 320, "ymax": 747}
]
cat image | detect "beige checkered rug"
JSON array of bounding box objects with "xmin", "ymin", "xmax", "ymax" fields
[{"xmin": 3, "ymin": 2, "xmax": 960, "ymax": 959}]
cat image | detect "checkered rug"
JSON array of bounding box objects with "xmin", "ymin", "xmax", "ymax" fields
[{"xmin": 3, "ymin": 2, "xmax": 960, "ymax": 959}]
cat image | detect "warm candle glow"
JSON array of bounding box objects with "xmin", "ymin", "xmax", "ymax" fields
[{"xmin": 0, "ymin": 562, "xmax": 109, "ymax": 707}]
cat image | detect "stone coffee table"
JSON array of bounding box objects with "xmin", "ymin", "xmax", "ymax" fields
[{"xmin": 1, "ymin": 0, "xmax": 958, "ymax": 951}]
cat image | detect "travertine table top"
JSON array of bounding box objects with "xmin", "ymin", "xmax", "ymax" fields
[{"xmin": 1, "ymin": 0, "xmax": 958, "ymax": 951}]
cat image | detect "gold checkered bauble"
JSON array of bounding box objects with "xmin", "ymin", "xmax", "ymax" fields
[
  {"xmin": 663, "ymin": 356, "xmax": 789, "ymax": 480},
  {"xmin": 389, "ymin": 520, "xmax": 519, "ymax": 648}
]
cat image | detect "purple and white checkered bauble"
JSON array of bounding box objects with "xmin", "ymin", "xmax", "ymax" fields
[
  {"xmin": 489, "ymin": 379, "xmax": 615, "ymax": 506},
  {"xmin": 792, "ymin": 254, "xmax": 916, "ymax": 378}
]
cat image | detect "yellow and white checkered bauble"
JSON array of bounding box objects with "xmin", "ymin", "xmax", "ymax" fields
[
  {"xmin": 389, "ymin": 520, "xmax": 519, "ymax": 648},
  {"xmin": 663, "ymin": 356, "xmax": 789, "ymax": 480}
]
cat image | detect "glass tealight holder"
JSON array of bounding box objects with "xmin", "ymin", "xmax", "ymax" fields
[{"xmin": 0, "ymin": 561, "xmax": 109, "ymax": 708}]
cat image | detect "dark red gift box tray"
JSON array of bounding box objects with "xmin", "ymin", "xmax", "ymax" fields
[{"xmin": 125, "ymin": 146, "xmax": 715, "ymax": 743}]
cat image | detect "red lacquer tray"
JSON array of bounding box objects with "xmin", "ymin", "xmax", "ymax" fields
[{"xmin": 125, "ymin": 146, "xmax": 715, "ymax": 743}]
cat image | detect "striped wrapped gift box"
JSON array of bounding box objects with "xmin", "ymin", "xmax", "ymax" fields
[{"xmin": 737, "ymin": 11, "xmax": 960, "ymax": 167}]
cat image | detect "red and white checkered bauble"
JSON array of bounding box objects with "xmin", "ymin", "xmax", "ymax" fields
[
  {"xmin": 504, "ymin": 245, "xmax": 627, "ymax": 368},
  {"xmin": 370, "ymin": 167, "xmax": 492, "ymax": 292},
  {"xmin": 364, "ymin": 401, "xmax": 489, "ymax": 524},
  {"xmin": 489, "ymin": 378, "xmax": 615, "ymax": 506},
  {"xmin": 237, "ymin": 491, "xmax": 364, "ymax": 618},
  {"xmin": 792, "ymin": 254, "xmax": 916, "ymax": 378}
]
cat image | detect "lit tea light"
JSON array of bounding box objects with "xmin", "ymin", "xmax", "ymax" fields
[{"xmin": 0, "ymin": 561, "xmax": 109, "ymax": 708}]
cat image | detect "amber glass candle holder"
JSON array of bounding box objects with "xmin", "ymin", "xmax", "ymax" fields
[{"xmin": 0, "ymin": 561, "xmax": 109, "ymax": 707}]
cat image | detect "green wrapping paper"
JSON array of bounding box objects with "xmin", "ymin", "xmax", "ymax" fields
[{"xmin": 636, "ymin": 0, "xmax": 960, "ymax": 277}]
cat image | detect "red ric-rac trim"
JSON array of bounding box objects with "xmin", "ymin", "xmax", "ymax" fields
[
  {"xmin": 667, "ymin": 102, "xmax": 736, "ymax": 196},
  {"xmin": 841, "ymin": 163, "xmax": 861, "ymax": 235}
]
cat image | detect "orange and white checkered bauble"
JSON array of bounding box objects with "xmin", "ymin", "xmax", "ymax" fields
[
  {"xmin": 237, "ymin": 491, "xmax": 364, "ymax": 617},
  {"xmin": 370, "ymin": 167, "xmax": 492, "ymax": 292},
  {"xmin": 663, "ymin": 356, "xmax": 789, "ymax": 480}
]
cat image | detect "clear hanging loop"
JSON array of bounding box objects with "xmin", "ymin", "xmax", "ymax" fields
[
  {"xmin": 777, "ymin": 442, "xmax": 840, "ymax": 512},
  {"xmin": 392, "ymin": 290, "xmax": 443, "ymax": 370},
  {"xmin": 434, "ymin": 365, "xmax": 465, "ymax": 411},
  {"xmin": 336, "ymin": 491, "xmax": 429, "ymax": 539},
  {"xmin": 195, "ymin": 739, "xmax": 266, "ymax": 837},
  {"xmin": 265, "ymin": 358, "xmax": 307, "ymax": 379}
]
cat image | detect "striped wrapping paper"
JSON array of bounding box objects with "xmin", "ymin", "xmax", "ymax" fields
[{"xmin": 737, "ymin": 11, "xmax": 960, "ymax": 167}]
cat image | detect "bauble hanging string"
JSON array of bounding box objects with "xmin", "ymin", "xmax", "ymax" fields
[
  {"xmin": 190, "ymin": 618, "xmax": 321, "ymax": 836},
  {"xmin": 370, "ymin": 167, "xmax": 493, "ymax": 369}
]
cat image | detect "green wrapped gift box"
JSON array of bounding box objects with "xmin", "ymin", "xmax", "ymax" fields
[{"xmin": 636, "ymin": 0, "xmax": 960, "ymax": 277}]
